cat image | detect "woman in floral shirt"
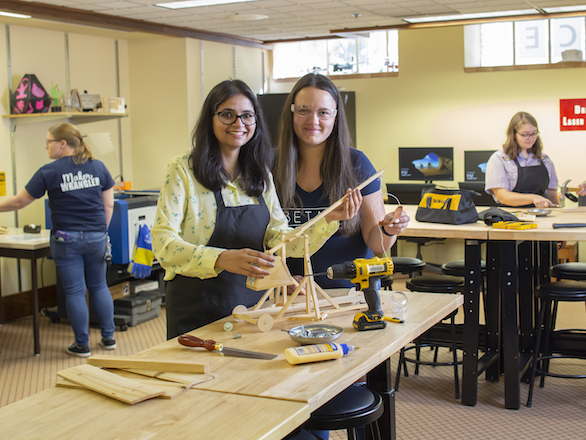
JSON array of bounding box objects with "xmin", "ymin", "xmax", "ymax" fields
[{"xmin": 151, "ymin": 80, "xmax": 361, "ymax": 339}]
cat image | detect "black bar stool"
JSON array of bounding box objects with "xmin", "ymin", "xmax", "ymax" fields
[
  {"xmin": 395, "ymin": 274, "xmax": 464, "ymax": 399},
  {"xmin": 527, "ymin": 280, "xmax": 586, "ymax": 407},
  {"xmin": 550, "ymin": 262, "xmax": 586, "ymax": 281},
  {"xmin": 440, "ymin": 259, "xmax": 487, "ymax": 295},
  {"xmin": 303, "ymin": 384, "xmax": 384, "ymax": 440},
  {"xmin": 381, "ymin": 256, "xmax": 426, "ymax": 290},
  {"xmin": 548, "ymin": 262, "xmax": 586, "ymax": 333},
  {"xmin": 440, "ymin": 259, "xmax": 486, "ymax": 280}
]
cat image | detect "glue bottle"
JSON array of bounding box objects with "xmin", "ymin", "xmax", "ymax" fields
[{"xmin": 285, "ymin": 343, "xmax": 358, "ymax": 365}]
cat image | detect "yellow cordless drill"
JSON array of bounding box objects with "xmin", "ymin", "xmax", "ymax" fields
[{"xmin": 326, "ymin": 256, "xmax": 394, "ymax": 331}]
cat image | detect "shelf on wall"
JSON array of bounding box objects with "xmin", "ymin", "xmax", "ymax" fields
[{"xmin": 2, "ymin": 112, "xmax": 128, "ymax": 127}]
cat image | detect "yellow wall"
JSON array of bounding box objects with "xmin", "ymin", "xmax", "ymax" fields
[
  {"xmin": 0, "ymin": 21, "xmax": 267, "ymax": 296},
  {"xmin": 269, "ymin": 25, "xmax": 586, "ymax": 263},
  {"xmin": 1, "ymin": 19, "xmax": 584, "ymax": 293}
]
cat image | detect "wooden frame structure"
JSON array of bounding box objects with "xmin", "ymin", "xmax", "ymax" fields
[{"xmin": 233, "ymin": 169, "xmax": 386, "ymax": 331}]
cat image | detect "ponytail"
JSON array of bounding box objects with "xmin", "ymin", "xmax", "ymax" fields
[{"xmin": 48, "ymin": 122, "xmax": 94, "ymax": 164}]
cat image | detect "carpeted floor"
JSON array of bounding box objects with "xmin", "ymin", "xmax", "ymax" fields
[{"xmin": 1, "ymin": 273, "xmax": 586, "ymax": 439}]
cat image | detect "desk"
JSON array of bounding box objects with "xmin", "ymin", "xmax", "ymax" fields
[
  {"xmin": 0, "ymin": 291, "xmax": 463, "ymax": 440},
  {"xmin": 0, "ymin": 386, "xmax": 310, "ymax": 440},
  {"xmin": 391, "ymin": 205, "xmax": 494, "ymax": 407},
  {"xmin": 392, "ymin": 205, "xmax": 586, "ymax": 409},
  {"xmin": 0, "ymin": 228, "xmax": 51, "ymax": 355},
  {"xmin": 487, "ymin": 208, "xmax": 586, "ymax": 409}
]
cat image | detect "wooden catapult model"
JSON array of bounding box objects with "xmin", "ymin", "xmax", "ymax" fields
[{"xmin": 231, "ymin": 169, "xmax": 388, "ymax": 332}]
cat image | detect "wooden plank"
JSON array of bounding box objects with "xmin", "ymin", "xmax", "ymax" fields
[
  {"xmin": 56, "ymin": 364, "xmax": 165, "ymax": 404},
  {"xmin": 0, "ymin": 386, "xmax": 310, "ymax": 440},
  {"xmin": 56, "ymin": 374, "xmax": 186, "ymax": 399},
  {"xmin": 121, "ymin": 369, "xmax": 215, "ymax": 387},
  {"xmin": 87, "ymin": 355, "xmax": 210, "ymax": 373}
]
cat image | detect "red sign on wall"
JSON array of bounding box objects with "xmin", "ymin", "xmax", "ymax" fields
[{"xmin": 560, "ymin": 99, "xmax": 586, "ymax": 131}]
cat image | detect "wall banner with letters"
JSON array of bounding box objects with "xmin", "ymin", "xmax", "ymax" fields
[{"xmin": 560, "ymin": 99, "xmax": 586, "ymax": 131}]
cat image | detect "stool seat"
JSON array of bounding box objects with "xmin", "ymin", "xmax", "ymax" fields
[
  {"xmin": 382, "ymin": 256, "xmax": 426, "ymax": 290},
  {"xmin": 440, "ymin": 259, "xmax": 486, "ymax": 276},
  {"xmin": 527, "ymin": 280, "xmax": 586, "ymax": 407},
  {"xmin": 392, "ymin": 257, "xmax": 426, "ymax": 274},
  {"xmin": 303, "ymin": 384, "xmax": 383, "ymax": 437},
  {"xmin": 406, "ymin": 274, "xmax": 464, "ymax": 293},
  {"xmin": 549, "ymin": 262, "xmax": 586, "ymax": 281},
  {"xmin": 536, "ymin": 280, "xmax": 586, "ymax": 301}
]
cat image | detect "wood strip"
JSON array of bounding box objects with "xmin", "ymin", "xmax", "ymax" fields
[
  {"xmin": 55, "ymin": 375, "xmax": 185, "ymax": 399},
  {"xmin": 121, "ymin": 369, "xmax": 215, "ymax": 387},
  {"xmin": 87, "ymin": 355, "xmax": 210, "ymax": 373},
  {"xmin": 56, "ymin": 364, "xmax": 165, "ymax": 404}
]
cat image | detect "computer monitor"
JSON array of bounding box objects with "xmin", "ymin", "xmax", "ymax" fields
[
  {"xmin": 464, "ymin": 150, "xmax": 496, "ymax": 182},
  {"xmin": 458, "ymin": 181, "xmax": 499, "ymax": 207},
  {"xmin": 386, "ymin": 183, "xmax": 436, "ymax": 205},
  {"xmin": 398, "ymin": 147, "xmax": 454, "ymax": 182}
]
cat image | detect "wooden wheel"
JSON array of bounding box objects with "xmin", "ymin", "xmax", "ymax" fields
[{"xmin": 256, "ymin": 314, "xmax": 274, "ymax": 332}]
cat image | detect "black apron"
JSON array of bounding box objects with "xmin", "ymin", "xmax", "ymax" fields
[
  {"xmin": 501, "ymin": 157, "xmax": 549, "ymax": 208},
  {"xmin": 165, "ymin": 189, "xmax": 270, "ymax": 339}
]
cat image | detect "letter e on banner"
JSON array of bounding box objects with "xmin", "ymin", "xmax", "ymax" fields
[{"xmin": 560, "ymin": 99, "xmax": 586, "ymax": 131}]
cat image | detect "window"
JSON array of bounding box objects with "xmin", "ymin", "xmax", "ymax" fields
[
  {"xmin": 273, "ymin": 30, "xmax": 399, "ymax": 79},
  {"xmin": 465, "ymin": 17, "xmax": 586, "ymax": 68}
]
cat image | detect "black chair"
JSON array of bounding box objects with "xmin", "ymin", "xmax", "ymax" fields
[
  {"xmin": 441, "ymin": 259, "xmax": 487, "ymax": 299},
  {"xmin": 550, "ymin": 262, "xmax": 586, "ymax": 281},
  {"xmin": 382, "ymin": 257, "xmax": 426, "ymax": 290},
  {"xmin": 303, "ymin": 384, "xmax": 384, "ymax": 440},
  {"xmin": 395, "ymin": 274, "xmax": 464, "ymax": 399},
  {"xmin": 547, "ymin": 263, "xmax": 586, "ymax": 332},
  {"xmin": 527, "ymin": 280, "xmax": 586, "ymax": 407},
  {"xmin": 440, "ymin": 259, "xmax": 486, "ymax": 279}
]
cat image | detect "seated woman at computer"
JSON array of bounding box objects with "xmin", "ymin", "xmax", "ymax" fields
[{"xmin": 485, "ymin": 111, "xmax": 558, "ymax": 208}]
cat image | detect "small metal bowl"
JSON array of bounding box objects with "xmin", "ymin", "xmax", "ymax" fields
[
  {"xmin": 526, "ymin": 208, "xmax": 552, "ymax": 217},
  {"xmin": 286, "ymin": 324, "xmax": 344, "ymax": 345}
]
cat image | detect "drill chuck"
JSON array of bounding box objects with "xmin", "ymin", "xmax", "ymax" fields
[{"xmin": 326, "ymin": 261, "xmax": 356, "ymax": 280}]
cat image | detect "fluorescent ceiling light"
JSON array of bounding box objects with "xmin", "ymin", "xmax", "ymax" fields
[
  {"xmin": 403, "ymin": 9, "xmax": 537, "ymax": 23},
  {"xmin": 543, "ymin": 5, "xmax": 586, "ymax": 13},
  {"xmin": 227, "ymin": 14, "xmax": 268, "ymax": 21},
  {"xmin": 156, "ymin": 0, "xmax": 258, "ymax": 9},
  {"xmin": 0, "ymin": 11, "xmax": 31, "ymax": 19}
]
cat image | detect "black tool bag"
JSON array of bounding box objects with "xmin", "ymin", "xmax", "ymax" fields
[
  {"xmin": 478, "ymin": 207, "xmax": 519, "ymax": 226},
  {"xmin": 416, "ymin": 188, "xmax": 479, "ymax": 225}
]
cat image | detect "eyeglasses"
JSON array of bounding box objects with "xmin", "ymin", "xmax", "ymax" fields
[
  {"xmin": 46, "ymin": 139, "xmax": 59, "ymax": 145},
  {"xmin": 215, "ymin": 111, "xmax": 256, "ymax": 126},
  {"xmin": 516, "ymin": 131, "xmax": 539, "ymax": 139},
  {"xmin": 291, "ymin": 104, "xmax": 337, "ymax": 120}
]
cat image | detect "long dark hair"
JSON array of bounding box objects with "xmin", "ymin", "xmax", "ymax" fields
[
  {"xmin": 48, "ymin": 122, "xmax": 93, "ymax": 165},
  {"xmin": 190, "ymin": 79, "xmax": 272, "ymax": 197},
  {"xmin": 274, "ymin": 73, "xmax": 358, "ymax": 235},
  {"xmin": 503, "ymin": 111, "xmax": 544, "ymax": 160}
]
